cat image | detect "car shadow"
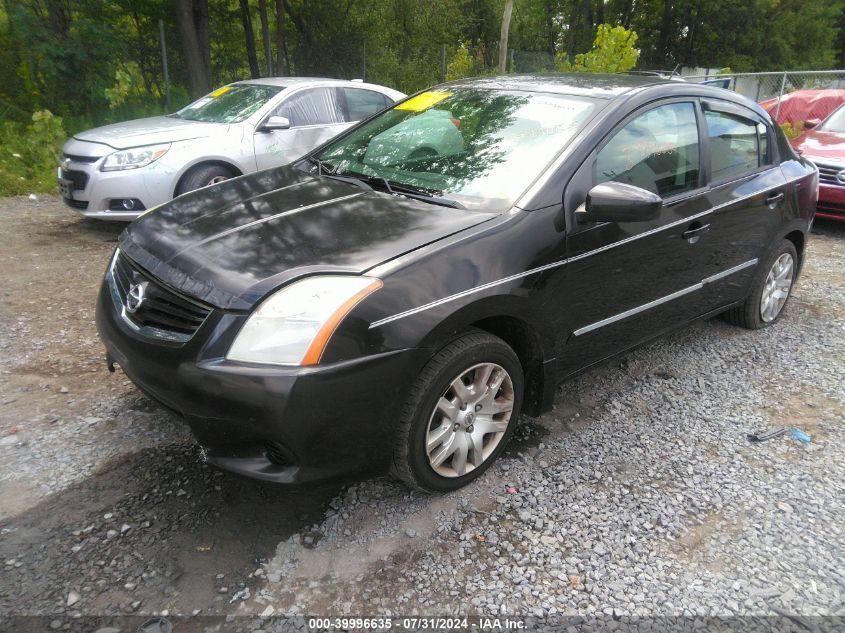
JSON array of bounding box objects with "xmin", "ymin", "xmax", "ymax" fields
[
  {"xmin": 811, "ymin": 217, "xmax": 845, "ymax": 237},
  {"xmin": 0, "ymin": 442, "xmax": 341, "ymax": 617}
]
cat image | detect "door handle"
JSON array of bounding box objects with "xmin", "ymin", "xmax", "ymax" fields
[
  {"xmin": 682, "ymin": 223, "xmax": 711, "ymax": 241},
  {"xmin": 766, "ymin": 191, "xmax": 785, "ymax": 205}
]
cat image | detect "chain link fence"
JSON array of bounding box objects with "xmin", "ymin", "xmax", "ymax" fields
[{"xmin": 683, "ymin": 70, "xmax": 845, "ymax": 121}]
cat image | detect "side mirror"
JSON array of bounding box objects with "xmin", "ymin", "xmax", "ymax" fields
[
  {"xmin": 263, "ymin": 115, "xmax": 290, "ymax": 131},
  {"xmin": 804, "ymin": 118, "xmax": 821, "ymax": 130},
  {"xmin": 578, "ymin": 181, "xmax": 663, "ymax": 224}
]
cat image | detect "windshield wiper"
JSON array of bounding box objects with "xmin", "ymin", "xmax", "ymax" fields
[
  {"xmin": 383, "ymin": 181, "xmax": 465, "ymax": 209},
  {"xmin": 324, "ymin": 173, "xmax": 374, "ymax": 191},
  {"xmin": 306, "ymin": 155, "xmax": 336, "ymax": 176},
  {"xmin": 342, "ymin": 172, "xmax": 465, "ymax": 209}
]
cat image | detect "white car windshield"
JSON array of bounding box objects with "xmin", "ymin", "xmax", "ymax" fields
[
  {"xmin": 820, "ymin": 104, "xmax": 845, "ymax": 133},
  {"xmin": 172, "ymin": 84, "xmax": 283, "ymax": 123},
  {"xmin": 317, "ymin": 88, "xmax": 601, "ymax": 210}
]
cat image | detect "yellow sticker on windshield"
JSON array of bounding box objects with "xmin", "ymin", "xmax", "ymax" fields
[
  {"xmin": 210, "ymin": 86, "xmax": 232, "ymax": 97},
  {"xmin": 395, "ymin": 91, "xmax": 453, "ymax": 112}
]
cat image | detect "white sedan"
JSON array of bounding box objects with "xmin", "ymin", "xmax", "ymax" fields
[{"xmin": 58, "ymin": 77, "xmax": 405, "ymax": 220}]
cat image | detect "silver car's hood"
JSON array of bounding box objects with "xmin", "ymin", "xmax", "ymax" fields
[{"xmin": 73, "ymin": 116, "xmax": 227, "ymax": 150}]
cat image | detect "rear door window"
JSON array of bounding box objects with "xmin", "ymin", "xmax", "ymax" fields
[
  {"xmin": 595, "ymin": 102, "xmax": 700, "ymax": 198},
  {"xmin": 274, "ymin": 88, "xmax": 343, "ymax": 127},
  {"xmin": 342, "ymin": 88, "xmax": 392, "ymax": 122},
  {"xmin": 705, "ymin": 110, "xmax": 770, "ymax": 182}
]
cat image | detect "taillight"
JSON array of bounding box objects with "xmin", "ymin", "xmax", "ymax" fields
[{"xmin": 450, "ymin": 118, "xmax": 461, "ymax": 129}]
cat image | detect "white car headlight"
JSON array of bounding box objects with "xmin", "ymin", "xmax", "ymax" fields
[
  {"xmin": 101, "ymin": 143, "xmax": 171, "ymax": 172},
  {"xmin": 227, "ymin": 276, "xmax": 383, "ymax": 366}
]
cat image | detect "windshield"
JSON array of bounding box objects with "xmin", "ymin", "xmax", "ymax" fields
[
  {"xmin": 820, "ymin": 104, "xmax": 845, "ymax": 133},
  {"xmin": 316, "ymin": 88, "xmax": 601, "ymax": 209},
  {"xmin": 173, "ymin": 84, "xmax": 282, "ymax": 123}
]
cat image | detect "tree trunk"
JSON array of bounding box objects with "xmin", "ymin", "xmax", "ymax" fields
[
  {"xmin": 275, "ymin": 0, "xmax": 286, "ymax": 74},
  {"xmin": 498, "ymin": 0, "xmax": 513, "ymax": 73},
  {"xmin": 620, "ymin": 0, "xmax": 634, "ymax": 29},
  {"xmin": 194, "ymin": 0, "xmax": 211, "ymax": 85},
  {"xmin": 544, "ymin": 0, "xmax": 556, "ymax": 57},
  {"xmin": 595, "ymin": 0, "xmax": 604, "ymax": 27},
  {"xmin": 656, "ymin": 0, "xmax": 673, "ymax": 65},
  {"xmin": 258, "ymin": 0, "xmax": 273, "ymax": 75},
  {"xmin": 239, "ymin": 0, "xmax": 260, "ymax": 78},
  {"xmin": 175, "ymin": 0, "xmax": 211, "ymax": 97},
  {"xmin": 566, "ymin": 1, "xmax": 580, "ymax": 61}
]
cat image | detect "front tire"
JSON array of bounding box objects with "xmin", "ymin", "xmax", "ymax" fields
[
  {"xmin": 391, "ymin": 331, "xmax": 523, "ymax": 492},
  {"xmin": 176, "ymin": 164, "xmax": 235, "ymax": 196},
  {"xmin": 723, "ymin": 239, "xmax": 798, "ymax": 329}
]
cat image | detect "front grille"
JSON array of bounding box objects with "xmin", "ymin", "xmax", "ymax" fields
[
  {"xmin": 111, "ymin": 251, "xmax": 212, "ymax": 340},
  {"xmin": 60, "ymin": 168, "xmax": 88, "ymax": 191},
  {"xmin": 63, "ymin": 198, "xmax": 89, "ymax": 210},
  {"xmin": 817, "ymin": 199, "xmax": 845, "ymax": 212},
  {"xmin": 815, "ymin": 162, "xmax": 845, "ymax": 187},
  {"xmin": 62, "ymin": 153, "xmax": 99, "ymax": 164}
]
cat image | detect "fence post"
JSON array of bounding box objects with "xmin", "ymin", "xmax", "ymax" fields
[
  {"xmin": 774, "ymin": 71, "xmax": 787, "ymax": 122},
  {"xmin": 159, "ymin": 19, "xmax": 170, "ymax": 111}
]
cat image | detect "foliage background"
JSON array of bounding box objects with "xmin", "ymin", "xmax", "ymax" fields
[{"xmin": 0, "ymin": 0, "xmax": 843, "ymax": 194}]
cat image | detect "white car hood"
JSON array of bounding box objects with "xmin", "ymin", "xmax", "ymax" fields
[{"xmin": 73, "ymin": 116, "xmax": 228, "ymax": 150}]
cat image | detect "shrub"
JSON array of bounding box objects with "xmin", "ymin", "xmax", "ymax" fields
[
  {"xmin": 446, "ymin": 43, "xmax": 475, "ymax": 81},
  {"xmin": 0, "ymin": 110, "xmax": 66, "ymax": 196},
  {"xmin": 556, "ymin": 24, "xmax": 640, "ymax": 74},
  {"xmin": 780, "ymin": 120, "xmax": 805, "ymax": 141}
]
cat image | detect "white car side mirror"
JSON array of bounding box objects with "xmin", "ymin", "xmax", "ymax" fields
[{"xmin": 263, "ymin": 116, "xmax": 291, "ymax": 131}]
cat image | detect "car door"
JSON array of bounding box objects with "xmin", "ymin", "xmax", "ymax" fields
[
  {"xmin": 697, "ymin": 100, "xmax": 788, "ymax": 308},
  {"xmin": 556, "ymin": 99, "xmax": 720, "ymax": 377},
  {"xmin": 253, "ymin": 87, "xmax": 350, "ymax": 170}
]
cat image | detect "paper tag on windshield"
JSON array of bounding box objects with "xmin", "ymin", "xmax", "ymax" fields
[{"xmin": 396, "ymin": 91, "xmax": 452, "ymax": 112}]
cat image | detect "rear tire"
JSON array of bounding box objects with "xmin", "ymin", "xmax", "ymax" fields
[
  {"xmin": 176, "ymin": 164, "xmax": 235, "ymax": 195},
  {"xmin": 391, "ymin": 330, "xmax": 523, "ymax": 492},
  {"xmin": 723, "ymin": 239, "xmax": 798, "ymax": 329}
]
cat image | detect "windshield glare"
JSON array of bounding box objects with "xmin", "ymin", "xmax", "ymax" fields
[
  {"xmin": 174, "ymin": 84, "xmax": 282, "ymax": 123},
  {"xmin": 821, "ymin": 105, "xmax": 845, "ymax": 133},
  {"xmin": 317, "ymin": 88, "xmax": 600, "ymax": 209}
]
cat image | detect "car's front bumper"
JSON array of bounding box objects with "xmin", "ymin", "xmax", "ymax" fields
[
  {"xmin": 59, "ymin": 138, "xmax": 175, "ymax": 221},
  {"xmin": 817, "ymin": 182, "xmax": 845, "ymax": 221},
  {"xmin": 95, "ymin": 281, "xmax": 425, "ymax": 485}
]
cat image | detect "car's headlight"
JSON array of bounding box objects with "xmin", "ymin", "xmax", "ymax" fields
[
  {"xmin": 227, "ymin": 276, "xmax": 383, "ymax": 366},
  {"xmin": 101, "ymin": 143, "xmax": 171, "ymax": 171}
]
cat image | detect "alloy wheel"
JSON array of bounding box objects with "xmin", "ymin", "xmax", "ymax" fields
[
  {"xmin": 425, "ymin": 362, "xmax": 514, "ymax": 478},
  {"xmin": 760, "ymin": 252, "xmax": 794, "ymax": 322}
]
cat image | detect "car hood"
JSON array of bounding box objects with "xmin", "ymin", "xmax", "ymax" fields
[
  {"xmin": 74, "ymin": 116, "xmax": 225, "ymax": 150},
  {"xmin": 793, "ymin": 129, "xmax": 845, "ymax": 163},
  {"xmin": 118, "ymin": 166, "xmax": 497, "ymax": 310}
]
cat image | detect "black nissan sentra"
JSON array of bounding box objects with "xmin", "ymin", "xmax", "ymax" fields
[{"xmin": 97, "ymin": 74, "xmax": 817, "ymax": 492}]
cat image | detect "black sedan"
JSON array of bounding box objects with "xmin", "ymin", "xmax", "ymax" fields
[{"xmin": 96, "ymin": 74, "xmax": 818, "ymax": 492}]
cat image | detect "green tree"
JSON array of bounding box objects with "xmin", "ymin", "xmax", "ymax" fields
[{"xmin": 556, "ymin": 23, "xmax": 639, "ymax": 73}]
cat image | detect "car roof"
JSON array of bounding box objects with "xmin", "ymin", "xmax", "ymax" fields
[
  {"xmin": 235, "ymin": 77, "xmax": 388, "ymax": 90},
  {"xmin": 433, "ymin": 73, "xmax": 769, "ymax": 119},
  {"xmin": 438, "ymin": 73, "xmax": 671, "ymax": 99}
]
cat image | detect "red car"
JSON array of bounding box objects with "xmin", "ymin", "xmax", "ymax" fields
[
  {"xmin": 793, "ymin": 104, "xmax": 845, "ymax": 221},
  {"xmin": 761, "ymin": 88, "xmax": 845, "ymax": 126}
]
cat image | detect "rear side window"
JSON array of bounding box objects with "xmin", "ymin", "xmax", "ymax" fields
[
  {"xmin": 274, "ymin": 88, "xmax": 343, "ymax": 127},
  {"xmin": 705, "ymin": 110, "xmax": 770, "ymax": 181},
  {"xmin": 595, "ymin": 102, "xmax": 700, "ymax": 198},
  {"xmin": 343, "ymin": 88, "xmax": 391, "ymax": 121}
]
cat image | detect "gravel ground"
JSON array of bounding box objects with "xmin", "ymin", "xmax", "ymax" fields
[{"xmin": 0, "ymin": 196, "xmax": 843, "ymax": 632}]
